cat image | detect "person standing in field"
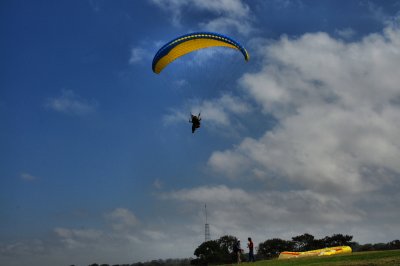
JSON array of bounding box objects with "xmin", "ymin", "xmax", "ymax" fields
[
  {"xmin": 233, "ymin": 239, "xmax": 242, "ymax": 264},
  {"xmin": 247, "ymin": 237, "xmax": 255, "ymax": 262}
]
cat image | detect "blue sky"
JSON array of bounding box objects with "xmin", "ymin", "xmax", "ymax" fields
[{"xmin": 1, "ymin": 0, "xmax": 400, "ymax": 265}]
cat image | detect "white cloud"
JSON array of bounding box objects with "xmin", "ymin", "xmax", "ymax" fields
[
  {"xmin": 161, "ymin": 185, "xmax": 366, "ymax": 239},
  {"xmin": 199, "ymin": 16, "xmax": 253, "ymax": 36},
  {"xmin": 49, "ymin": 208, "xmax": 199, "ymax": 263},
  {"xmin": 209, "ymin": 26, "xmax": 400, "ymax": 194},
  {"xmin": 193, "ymin": 0, "xmax": 250, "ymax": 18},
  {"xmin": 45, "ymin": 89, "xmax": 98, "ymax": 116},
  {"xmin": 162, "ymin": 108, "xmax": 188, "ymax": 126},
  {"xmin": 0, "ymin": 208, "xmax": 187, "ymax": 266},
  {"xmin": 54, "ymin": 228, "xmax": 103, "ymax": 249},
  {"xmin": 129, "ymin": 47, "xmax": 153, "ymax": 64},
  {"xmin": 163, "ymin": 93, "xmax": 251, "ymax": 128},
  {"xmin": 20, "ymin": 172, "xmax": 37, "ymax": 181},
  {"xmin": 142, "ymin": 229, "xmax": 167, "ymax": 240},
  {"xmin": 105, "ymin": 208, "xmax": 140, "ymax": 231},
  {"xmin": 129, "ymin": 47, "xmax": 146, "ymax": 64},
  {"xmin": 165, "ymin": 94, "xmax": 251, "ymax": 125},
  {"xmin": 150, "ymin": 0, "xmax": 253, "ymax": 34},
  {"xmin": 157, "ymin": 24, "xmax": 400, "ymax": 253},
  {"xmin": 335, "ymin": 28, "xmax": 356, "ymax": 39},
  {"xmin": 0, "ymin": 240, "xmax": 45, "ymax": 256},
  {"xmin": 153, "ymin": 178, "xmax": 163, "ymax": 189},
  {"xmin": 150, "ymin": 0, "xmax": 249, "ymax": 19},
  {"xmin": 208, "ymin": 149, "xmax": 250, "ymax": 179}
]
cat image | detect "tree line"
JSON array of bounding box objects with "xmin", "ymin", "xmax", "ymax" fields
[{"xmin": 82, "ymin": 233, "xmax": 400, "ymax": 266}]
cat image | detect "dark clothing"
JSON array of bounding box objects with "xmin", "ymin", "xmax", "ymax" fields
[
  {"xmin": 248, "ymin": 249, "xmax": 255, "ymax": 262},
  {"xmin": 248, "ymin": 240, "xmax": 255, "ymax": 262},
  {"xmin": 234, "ymin": 240, "xmax": 242, "ymax": 264},
  {"xmin": 190, "ymin": 115, "xmax": 201, "ymax": 133}
]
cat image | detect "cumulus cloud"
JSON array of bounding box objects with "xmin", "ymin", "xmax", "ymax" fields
[
  {"xmin": 129, "ymin": 46, "xmax": 154, "ymax": 65},
  {"xmin": 335, "ymin": 28, "xmax": 356, "ymax": 39},
  {"xmin": 105, "ymin": 208, "xmax": 140, "ymax": 231},
  {"xmin": 45, "ymin": 89, "xmax": 98, "ymax": 116},
  {"xmin": 0, "ymin": 208, "xmax": 199, "ymax": 266},
  {"xmin": 193, "ymin": 0, "xmax": 250, "ymax": 18},
  {"xmin": 150, "ymin": 0, "xmax": 253, "ymax": 34},
  {"xmin": 62, "ymin": 208, "xmax": 198, "ymax": 263},
  {"xmin": 163, "ymin": 93, "xmax": 252, "ymax": 135},
  {"xmin": 158, "ymin": 23, "xmax": 400, "ymax": 247},
  {"xmin": 150, "ymin": 0, "xmax": 249, "ymax": 19},
  {"xmin": 199, "ymin": 16, "xmax": 253, "ymax": 36},
  {"xmin": 209, "ymin": 26, "xmax": 400, "ymax": 194},
  {"xmin": 54, "ymin": 228, "xmax": 103, "ymax": 249},
  {"xmin": 129, "ymin": 47, "xmax": 147, "ymax": 64},
  {"xmin": 161, "ymin": 185, "xmax": 365, "ymax": 239}
]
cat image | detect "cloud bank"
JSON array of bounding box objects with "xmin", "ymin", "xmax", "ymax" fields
[
  {"xmin": 209, "ymin": 26, "xmax": 400, "ymax": 194},
  {"xmin": 162, "ymin": 24, "xmax": 400, "ymax": 248},
  {"xmin": 0, "ymin": 208, "xmax": 199, "ymax": 266}
]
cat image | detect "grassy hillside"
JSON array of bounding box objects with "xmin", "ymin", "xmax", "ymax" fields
[{"xmin": 231, "ymin": 250, "xmax": 400, "ymax": 266}]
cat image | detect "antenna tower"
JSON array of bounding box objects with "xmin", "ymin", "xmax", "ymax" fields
[{"xmin": 204, "ymin": 204, "xmax": 210, "ymax": 242}]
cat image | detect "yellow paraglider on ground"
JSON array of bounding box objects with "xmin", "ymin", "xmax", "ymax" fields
[{"xmin": 278, "ymin": 246, "xmax": 352, "ymax": 259}]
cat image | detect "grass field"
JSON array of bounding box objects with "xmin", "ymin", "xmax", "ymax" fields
[{"xmin": 229, "ymin": 250, "xmax": 400, "ymax": 266}]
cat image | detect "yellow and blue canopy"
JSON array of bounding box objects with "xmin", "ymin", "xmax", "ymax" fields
[{"xmin": 152, "ymin": 32, "xmax": 250, "ymax": 74}]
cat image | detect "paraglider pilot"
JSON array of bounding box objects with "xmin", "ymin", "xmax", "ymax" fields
[{"xmin": 189, "ymin": 113, "xmax": 201, "ymax": 133}]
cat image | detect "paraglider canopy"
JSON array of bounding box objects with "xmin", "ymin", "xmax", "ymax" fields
[{"xmin": 152, "ymin": 32, "xmax": 250, "ymax": 74}]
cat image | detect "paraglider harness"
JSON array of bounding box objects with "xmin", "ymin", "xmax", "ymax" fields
[{"xmin": 189, "ymin": 113, "xmax": 201, "ymax": 133}]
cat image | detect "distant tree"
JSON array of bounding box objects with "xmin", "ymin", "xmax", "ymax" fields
[
  {"xmin": 349, "ymin": 242, "xmax": 361, "ymax": 251},
  {"xmin": 361, "ymin": 243, "xmax": 375, "ymax": 251},
  {"xmin": 192, "ymin": 235, "xmax": 242, "ymax": 265},
  {"xmin": 374, "ymin": 243, "xmax": 388, "ymax": 250},
  {"xmin": 257, "ymin": 238, "xmax": 295, "ymax": 259},
  {"xmin": 323, "ymin": 234, "xmax": 354, "ymax": 247},
  {"xmin": 179, "ymin": 258, "xmax": 192, "ymax": 266},
  {"xmin": 192, "ymin": 240, "xmax": 221, "ymax": 265},
  {"xmin": 216, "ymin": 235, "xmax": 237, "ymax": 254},
  {"xmin": 148, "ymin": 260, "xmax": 163, "ymax": 266},
  {"xmin": 311, "ymin": 238, "xmax": 327, "ymax": 250},
  {"xmin": 354, "ymin": 240, "xmax": 400, "ymax": 252},
  {"xmin": 292, "ymin": 233, "xmax": 315, "ymax": 251},
  {"xmin": 216, "ymin": 235, "xmax": 239, "ymax": 263},
  {"xmin": 388, "ymin": 240, "xmax": 400, "ymax": 250}
]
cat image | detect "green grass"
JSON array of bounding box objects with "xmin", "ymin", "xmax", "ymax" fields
[{"xmin": 224, "ymin": 250, "xmax": 400, "ymax": 266}]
